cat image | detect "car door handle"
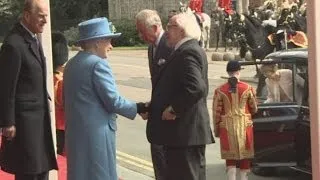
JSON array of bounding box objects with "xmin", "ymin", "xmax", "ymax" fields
[
  {"xmin": 278, "ymin": 123, "xmax": 286, "ymax": 132},
  {"xmin": 262, "ymin": 111, "xmax": 270, "ymax": 117}
]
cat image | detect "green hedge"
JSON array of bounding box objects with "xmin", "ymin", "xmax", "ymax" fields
[
  {"xmin": 61, "ymin": 19, "xmax": 146, "ymax": 47},
  {"xmin": 63, "ymin": 26, "xmax": 79, "ymax": 46},
  {"xmin": 111, "ymin": 19, "xmax": 146, "ymax": 47}
]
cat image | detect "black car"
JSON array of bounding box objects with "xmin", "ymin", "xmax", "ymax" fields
[{"xmin": 239, "ymin": 48, "xmax": 311, "ymax": 175}]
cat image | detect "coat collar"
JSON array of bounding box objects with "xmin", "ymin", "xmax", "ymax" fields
[
  {"xmin": 14, "ymin": 23, "xmax": 44, "ymax": 67},
  {"xmin": 153, "ymin": 39, "xmax": 199, "ymax": 88},
  {"xmin": 161, "ymin": 39, "xmax": 199, "ymax": 70},
  {"xmin": 20, "ymin": 22, "xmax": 37, "ymax": 39},
  {"xmin": 153, "ymin": 32, "xmax": 168, "ymax": 59},
  {"xmin": 154, "ymin": 31, "xmax": 165, "ymax": 47}
]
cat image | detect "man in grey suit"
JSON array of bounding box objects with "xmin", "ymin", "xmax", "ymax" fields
[
  {"xmin": 149, "ymin": 13, "xmax": 215, "ymax": 180},
  {"xmin": 135, "ymin": 9, "xmax": 173, "ymax": 180},
  {"xmin": 0, "ymin": 0, "xmax": 58, "ymax": 179}
]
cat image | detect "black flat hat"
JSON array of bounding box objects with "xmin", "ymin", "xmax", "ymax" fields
[
  {"xmin": 52, "ymin": 32, "xmax": 69, "ymax": 70},
  {"xmin": 226, "ymin": 60, "xmax": 241, "ymax": 72}
]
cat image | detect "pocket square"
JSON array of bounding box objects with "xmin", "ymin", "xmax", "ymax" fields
[{"xmin": 157, "ymin": 58, "xmax": 166, "ymax": 66}]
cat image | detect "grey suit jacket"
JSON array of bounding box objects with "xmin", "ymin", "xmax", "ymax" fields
[{"xmin": 147, "ymin": 33, "xmax": 173, "ymax": 88}]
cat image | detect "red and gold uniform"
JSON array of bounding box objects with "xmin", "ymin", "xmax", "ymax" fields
[
  {"xmin": 212, "ymin": 81, "xmax": 258, "ymax": 169},
  {"xmin": 189, "ymin": 0, "xmax": 203, "ymax": 13},
  {"xmin": 54, "ymin": 72, "xmax": 65, "ymax": 131},
  {"xmin": 219, "ymin": 0, "xmax": 231, "ymax": 9},
  {"xmin": 54, "ymin": 71, "xmax": 66, "ymax": 155},
  {"xmin": 218, "ymin": 0, "xmax": 233, "ymax": 14}
]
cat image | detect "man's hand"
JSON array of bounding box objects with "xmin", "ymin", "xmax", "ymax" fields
[
  {"xmin": 214, "ymin": 132, "xmax": 220, "ymax": 138},
  {"xmin": 2, "ymin": 125, "xmax": 16, "ymax": 140},
  {"xmin": 162, "ymin": 106, "xmax": 176, "ymax": 120},
  {"xmin": 139, "ymin": 112, "xmax": 149, "ymax": 120},
  {"xmin": 137, "ymin": 101, "xmax": 150, "ymax": 120},
  {"xmin": 136, "ymin": 102, "xmax": 149, "ymax": 114}
]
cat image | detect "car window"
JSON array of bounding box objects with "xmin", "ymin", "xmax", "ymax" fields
[
  {"xmin": 241, "ymin": 61, "xmax": 307, "ymax": 105},
  {"xmin": 239, "ymin": 64, "xmax": 265, "ymax": 103},
  {"xmin": 296, "ymin": 63, "xmax": 309, "ymax": 107}
]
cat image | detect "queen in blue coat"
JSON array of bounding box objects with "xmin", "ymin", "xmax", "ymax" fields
[{"xmin": 63, "ymin": 17, "xmax": 138, "ymax": 180}]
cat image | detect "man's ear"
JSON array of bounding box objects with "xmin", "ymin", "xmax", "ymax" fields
[
  {"xmin": 23, "ymin": 11, "xmax": 30, "ymax": 22},
  {"xmin": 151, "ymin": 24, "xmax": 158, "ymax": 33}
]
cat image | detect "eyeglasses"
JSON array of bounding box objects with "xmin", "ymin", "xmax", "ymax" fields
[
  {"xmin": 263, "ymin": 71, "xmax": 274, "ymax": 77},
  {"xmin": 166, "ymin": 24, "xmax": 179, "ymax": 31}
]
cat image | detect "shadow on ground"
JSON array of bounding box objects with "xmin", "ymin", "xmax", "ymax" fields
[{"xmin": 206, "ymin": 163, "xmax": 312, "ymax": 180}]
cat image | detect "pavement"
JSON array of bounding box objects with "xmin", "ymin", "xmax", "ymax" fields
[
  {"xmin": 114, "ymin": 47, "xmax": 241, "ymax": 180},
  {"xmin": 117, "ymin": 165, "xmax": 154, "ymax": 180},
  {"xmin": 66, "ymin": 48, "xmax": 311, "ymax": 180}
]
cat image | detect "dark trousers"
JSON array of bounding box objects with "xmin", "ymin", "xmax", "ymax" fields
[
  {"xmin": 56, "ymin": 129, "xmax": 65, "ymax": 155},
  {"xmin": 151, "ymin": 144, "xmax": 166, "ymax": 180},
  {"xmin": 165, "ymin": 145, "xmax": 206, "ymax": 180},
  {"xmin": 15, "ymin": 171, "xmax": 48, "ymax": 180}
]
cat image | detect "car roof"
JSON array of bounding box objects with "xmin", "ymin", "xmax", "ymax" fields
[
  {"xmin": 265, "ymin": 48, "xmax": 308, "ymax": 59},
  {"xmin": 240, "ymin": 48, "xmax": 308, "ymax": 66}
]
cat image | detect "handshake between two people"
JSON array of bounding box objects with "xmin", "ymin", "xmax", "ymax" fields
[{"xmin": 136, "ymin": 102, "xmax": 177, "ymax": 121}]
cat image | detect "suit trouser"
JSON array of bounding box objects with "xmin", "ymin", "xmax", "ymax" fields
[
  {"xmin": 56, "ymin": 129, "xmax": 65, "ymax": 155},
  {"xmin": 151, "ymin": 144, "xmax": 167, "ymax": 180},
  {"xmin": 15, "ymin": 171, "xmax": 49, "ymax": 180},
  {"xmin": 165, "ymin": 145, "xmax": 206, "ymax": 180}
]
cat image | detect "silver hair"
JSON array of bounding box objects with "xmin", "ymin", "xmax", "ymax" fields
[
  {"xmin": 24, "ymin": 0, "xmax": 45, "ymax": 13},
  {"xmin": 79, "ymin": 39, "xmax": 97, "ymax": 50},
  {"xmin": 135, "ymin": 9, "xmax": 163, "ymax": 28},
  {"xmin": 175, "ymin": 13, "xmax": 201, "ymax": 41},
  {"xmin": 260, "ymin": 64, "xmax": 278, "ymax": 74}
]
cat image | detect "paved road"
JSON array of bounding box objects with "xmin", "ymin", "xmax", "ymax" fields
[{"xmin": 69, "ymin": 49, "xmax": 312, "ymax": 180}]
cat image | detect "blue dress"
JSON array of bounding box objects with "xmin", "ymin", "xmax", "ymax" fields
[{"xmin": 63, "ymin": 51, "xmax": 137, "ymax": 180}]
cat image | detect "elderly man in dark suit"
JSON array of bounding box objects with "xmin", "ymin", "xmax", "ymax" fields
[
  {"xmin": 135, "ymin": 9, "xmax": 173, "ymax": 180},
  {"xmin": 148, "ymin": 12, "xmax": 214, "ymax": 180},
  {"xmin": 0, "ymin": 0, "xmax": 58, "ymax": 179}
]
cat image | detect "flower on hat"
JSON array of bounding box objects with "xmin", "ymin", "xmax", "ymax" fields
[{"xmin": 109, "ymin": 22, "xmax": 117, "ymax": 33}]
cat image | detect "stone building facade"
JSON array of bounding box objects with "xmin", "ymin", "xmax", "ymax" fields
[
  {"xmin": 107, "ymin": 0, "xmax": 266, "ymax": 47},
  {"xmin": 107, "ymin": 0, "xmax": 267, "ymax": 20},
  {"xmin": 107, "ymin": 0, "xmax": 215, "ymax": 20},
  {"xmin": 250, "ymin": 0, "xmax": 265, "ymax": 7}
]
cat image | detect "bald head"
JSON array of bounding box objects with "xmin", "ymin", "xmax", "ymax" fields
[
  {"xmin": 172, "ymin": 13, "xmax": 201, "ymax": 40},
  {"xmin": 24, "ymin": 0, "xmax": 46, "ymax": 13}
]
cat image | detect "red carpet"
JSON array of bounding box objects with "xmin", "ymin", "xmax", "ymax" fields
[
  {"xmin": 0, "ymin": 155, "xmax": 66, "ymax": 180},
  {"xmin": 0, "ymin": 137, "xmax": 67, "ymax": 180}
]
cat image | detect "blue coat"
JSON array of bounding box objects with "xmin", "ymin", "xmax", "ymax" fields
[{"xmin": 63, "ymin": 51, "xmax": 137, "ymax": 180}]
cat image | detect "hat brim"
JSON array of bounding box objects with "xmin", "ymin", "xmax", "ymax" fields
[
  {"xmin": 76, "ymin": 33, "xmax": 122, "ymax": 43},
  {"xmin": 227, "ymin": 68, "xmax": 241, "ymax": 72}
]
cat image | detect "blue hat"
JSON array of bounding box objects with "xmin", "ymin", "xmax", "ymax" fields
[
  {"xmin": 226, "ymin": 60, "xmax": 241, "ymax": 72},
  {"xmin": 77, "ymin": 17, "xmax": 121, "ymax": 43}
]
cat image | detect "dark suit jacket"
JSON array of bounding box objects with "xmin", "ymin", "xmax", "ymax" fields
[
  {"xmin": 147, "ymin": 33, "xmax": 173, "ymax": 88},
  {"xmin": 147, "ymin": 39, "xmax": 214, "ymax": 146},
  {"xmin": 0, "ymin": 23, "xmax": 58, "ymax": 174}
]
